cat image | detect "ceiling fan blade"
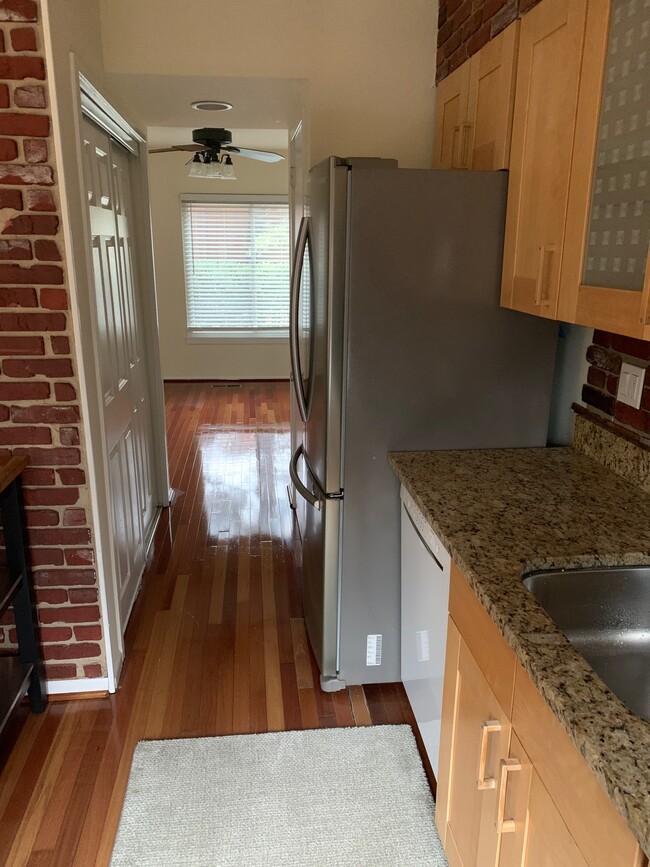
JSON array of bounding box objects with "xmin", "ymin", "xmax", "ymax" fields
[
  {"xmin": 223, "ymin": 145, "xmax": 284, "ymax": 163},
  {"xmin": 148, "ymin": 144, "xmax": 203, "ymax": 154}
]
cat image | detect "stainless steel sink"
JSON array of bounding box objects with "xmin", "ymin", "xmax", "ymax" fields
[{"xmin": 522, "ymin": 566, "xmax": 650, "ymax": 722}]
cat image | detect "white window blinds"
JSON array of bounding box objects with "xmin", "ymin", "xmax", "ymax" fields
[{"xmin": 181, "ymin": 198, "xmax": 290, "ymax": 337}]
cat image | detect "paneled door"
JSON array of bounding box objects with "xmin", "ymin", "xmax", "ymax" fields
[{"xmin": 82, "ymin": 115, "xmax": 157, "ymax": 630}]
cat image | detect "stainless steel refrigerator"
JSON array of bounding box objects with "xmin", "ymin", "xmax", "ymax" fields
[{"xmin": 289, "ymin": 157, "xmax": 557, "ymax": 691}]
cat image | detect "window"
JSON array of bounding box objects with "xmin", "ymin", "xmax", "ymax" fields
[{"xmin": 180, "ymin": 195, "xmax": 290, "ymax": 340}]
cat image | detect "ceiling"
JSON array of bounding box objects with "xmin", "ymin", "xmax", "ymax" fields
[{"xmin": 105, "ymin": 71, "xmax": 305, "ymax": 146}]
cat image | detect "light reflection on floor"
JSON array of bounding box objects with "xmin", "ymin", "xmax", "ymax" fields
[{"xmin": 194, "ymin": 426, "xmax": 292, "ymax": 544}]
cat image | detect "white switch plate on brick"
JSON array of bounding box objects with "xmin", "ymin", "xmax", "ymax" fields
[{"xmin": 617, "ymin": 362, "xmax": 645, "ymax": 409}]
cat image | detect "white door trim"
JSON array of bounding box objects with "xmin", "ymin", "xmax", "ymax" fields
[
  {"xmin": 78, "ymin": 73, "xmax": 140, "ymax": 157},
  {"xmin": 39, "ymin": 21, "xmax": 169, "ymax": 691}
]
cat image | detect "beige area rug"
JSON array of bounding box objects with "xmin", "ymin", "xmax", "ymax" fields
[{"xmin": 110, "ymin": 724, "xmax": 448, "ymax": 866}]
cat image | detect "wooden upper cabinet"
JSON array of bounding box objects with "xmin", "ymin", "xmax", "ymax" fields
[
  {"xmin": 433, "ymin": 61, "xmax": 471, "ymax": 169},
  {"xmin": 433, "ymin": 23, "xmax": 518, "ymax": 171},
  {"xmin": 559, "ymin": 0, "xmax": 650, "ymax": 337},
  {"xmin": 502, "ymin": 0, "xmax": 650, "ymax": 338},
  {"xmin": 501, "ymin": 0, "xmax": 589, "ymax": 318},
  {"xmin": 467, "ymin": 23, "xmax": 518, "ymax": 171}
]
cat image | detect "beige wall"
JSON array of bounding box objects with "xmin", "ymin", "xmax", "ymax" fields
[
  {"xmin": 149, "ymin": 150, "xmax": 290, "ymax": 379},
  {"xmin": 98, "ymin": 0, "xmax": 437, "ymax": 168}
]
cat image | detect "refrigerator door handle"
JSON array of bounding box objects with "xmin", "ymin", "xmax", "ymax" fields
[
  {"xmin": 289, "ymin": 216, "xmax": 310, "ymax": 423},
  {"xmin": 290, "ymin": 443, "xmax": 321, "ymax": 510}
]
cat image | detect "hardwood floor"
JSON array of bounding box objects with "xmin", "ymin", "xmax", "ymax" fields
[{"xmin": 0, "ymin": 381, "xmax": 427, "ymax": 866}]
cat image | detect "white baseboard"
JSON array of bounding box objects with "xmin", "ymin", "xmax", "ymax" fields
[{"xmin": 46, "ymin": 676, "xmax": 111, "ymax": 695}]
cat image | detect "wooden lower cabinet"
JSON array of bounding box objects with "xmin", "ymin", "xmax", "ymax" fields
[
  {"xmin": 446, "ymin": 639, "xmax": 511, "ymax": 867},
  {"xmin": 436, "ymin": 565, "xmax": 647, "ymax": 867},
  {"xmin": 499, "ymin": 732, "xmax": 588, "ymax": 867},
  {"xmin": 437, "ymin": 625, "xmax": 560, "ymax": 867}
]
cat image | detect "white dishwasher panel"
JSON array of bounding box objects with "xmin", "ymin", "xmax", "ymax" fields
[{"xmin": 400, "ymin": 486, "xmax": 451, "ymax": 779}]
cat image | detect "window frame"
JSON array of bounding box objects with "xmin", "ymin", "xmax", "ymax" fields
[{"xmin": 179, "ymin": 193, "xmax": 291, "ymax": 344}]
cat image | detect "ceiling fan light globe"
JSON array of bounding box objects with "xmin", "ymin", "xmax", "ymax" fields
[
  {"xmin": 221, "ymin": 156, "xmax": 236, "ymax": 180},
  {"xmin": 206, "ymin": 163, "xmax": 223, "ymax": 178}
]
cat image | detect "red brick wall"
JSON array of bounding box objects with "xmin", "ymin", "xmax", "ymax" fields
[
  {"xmin": 0, "ymin": 0, "xmax": 104, "ymax": 682},
  {"xmin": 437, "ymin": 0, "xmax": 542, "ymax": 82},
  {"xmin": 582, "ymin": 331, "xmax": 650, "ymax": 441}
]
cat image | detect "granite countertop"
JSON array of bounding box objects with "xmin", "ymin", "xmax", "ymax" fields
[{"xmin": 389, "ymin": 444, "xmax": 650, "ymax": 857}]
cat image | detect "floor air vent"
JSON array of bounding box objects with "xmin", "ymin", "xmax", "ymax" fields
[{"xmin": 211, "ymin": 383, "xmax": 241, "ymax": 389}]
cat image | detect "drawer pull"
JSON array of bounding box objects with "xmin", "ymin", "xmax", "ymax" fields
[
  {"xmin": 477, "ymin": 719, "xmax": 501, "ymax": 790},
  {"xmin": 534, "ymin": 245, "xmax": 556, "ymax": 307},
  {"xmin": 451, "ymin": 125, "xmax": 461, "ymax": 169},
  {"xmin": 460, "ymin": 122, "xmax": 474, "ymax": 169},
  {"xmin": 496, "ymin": 757, "xmax": 522, "ymax": 833},
  {"xmin": 640, "ymin": 247, "xmax": 650, "ymax": 324}
]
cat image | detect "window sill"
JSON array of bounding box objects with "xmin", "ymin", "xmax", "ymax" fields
[{"xmin": 186, "ymin": 332, "xmax": 289, "ymax": 345}]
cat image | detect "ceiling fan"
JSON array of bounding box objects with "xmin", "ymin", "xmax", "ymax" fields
[{"xmin": 148, "ymin": 127, "xmax": 284, "ymax": 164}]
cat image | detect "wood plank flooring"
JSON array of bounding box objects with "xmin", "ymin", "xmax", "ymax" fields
[{"xmin": 0, "ymin": 381, "xmax": 429, "ymax": 866}]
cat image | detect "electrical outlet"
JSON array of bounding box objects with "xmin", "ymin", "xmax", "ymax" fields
[{"xmin": 617, "ymin": 362, "xmax": 645, "ymax": 409}]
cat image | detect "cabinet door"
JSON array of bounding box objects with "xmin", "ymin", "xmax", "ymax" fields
[
  {"xmin": 501, "ymin": 0, "xmax": 588, "ymax": 318},
  {"xmin": 497, "ymin": 732, "xmax": 531, "ymax": 867},
  {"xmin": 467, "ymin": 23, "xmax": 518, "ymax": 171},
  {"xmin": 498, "ymin": 735, "xmax": 588, "ymax": 867},
  {"xmin": 446, "ymin": 637, "xmax": 511, "ymax": 867},
  {"xmin": 523, "ymin": 771, "xmax": 589, "ymax": 867},
  {"xmin": 559, "ymin": 0, "xmax": 650, "ymax": 337},
  {"xmin": 433, "ymin": 62, "xmax": 470, "ymax": 169}
]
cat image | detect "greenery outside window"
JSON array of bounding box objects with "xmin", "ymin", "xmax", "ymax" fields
[{"xmin": 180, "ymin": 194, "xmax": 290, "ymax": 341}]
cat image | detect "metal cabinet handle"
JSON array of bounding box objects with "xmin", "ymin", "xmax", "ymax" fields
[
  {"xmin": 477, "ymin": 719, "xmax": 501, "ymax": 790},
  {"xmin": 496, "ymin": 757, "xmax": 522, "ymax": 833},
  {"xmin": 451, "ymin": 125, "xmax": 461, "ymax": 169},
  {"xmin": 640, "ymin": 246, "xmax": 650, "ymax": 325},
  {"xmin": 534, "ymin": 245, "xmax": 556, "ymax": 307},
  {"xmin": 460, "ymin": 122, "xmax": 474, "ymax": 169}
]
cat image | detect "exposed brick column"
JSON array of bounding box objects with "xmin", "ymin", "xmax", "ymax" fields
[
  {"xmin": 436, "ymin": 0, "xmax": 544, "ymax": 82},
  {"xmin": 582, "ymin": 331, "xmax": 650, "ymax": 441},
  {"xmin": 0, "ymin": 0, "xmax": 104, "ymax": 682}
]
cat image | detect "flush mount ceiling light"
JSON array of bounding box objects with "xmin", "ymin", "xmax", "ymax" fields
[{"xmin": 191, "ymin": 100, "xmax": 233, "ymax": 112}]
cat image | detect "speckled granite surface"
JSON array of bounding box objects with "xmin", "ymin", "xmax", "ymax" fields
[
  {"xmin": 389, "ymin": 447, "xmax": 650, "ymax": 857},
  {"xmin": 574, "ymin": 412, "xmax": 650, "ymax": 493}
]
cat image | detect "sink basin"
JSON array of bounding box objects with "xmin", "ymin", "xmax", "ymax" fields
[{"xmin": 522, "ymin": 566, "xmax": 650, "ymax": 722}]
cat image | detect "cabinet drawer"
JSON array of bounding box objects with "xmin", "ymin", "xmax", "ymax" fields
[
  {"xmin": 449, "ymin": 562, "xmax": 516, "ymax": 715},
  {"xmin": 512, "ymin": 661, "xmax": 643, "ymax": 867}
]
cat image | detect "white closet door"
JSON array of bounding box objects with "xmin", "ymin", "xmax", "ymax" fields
[{"xmin": 82, "ymin": 115, "xmax": 157, "ymax": 630}]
